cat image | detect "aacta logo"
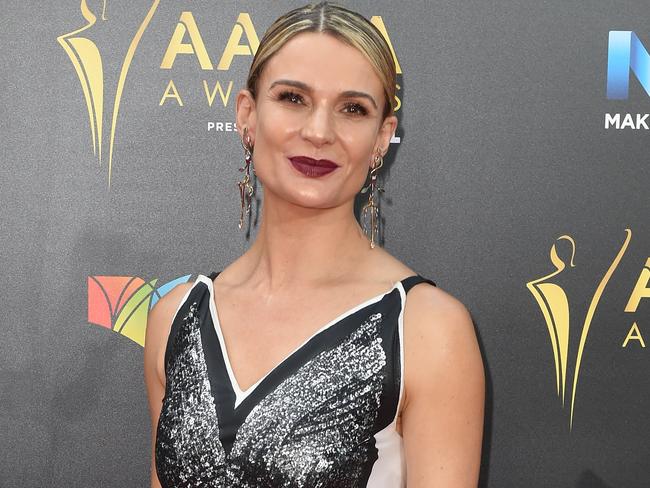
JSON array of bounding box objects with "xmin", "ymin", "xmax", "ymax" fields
[
  {"xmin": 87, "ymin": 274, "xmax": 193, "ymax": 347},
  {"xmin": 158, "ymin": 12, "xmax": 402, "ymax": 112},
  {"xmin": 527, "ymin": 229, "xmax": 649, "ymax": 429},
  {"xmin": 59, "ymin": 4, "xmax": 402, "ymax": 186},
  {"xmin": 57, "ymin": 0, "xmax": 160, "ymax": 187}
]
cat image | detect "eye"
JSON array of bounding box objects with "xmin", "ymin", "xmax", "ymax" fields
[
  {"xmin": 277, "ymin": 90, "xmax": 304, "ymax": 105},
  {"xmin": 343, "ymin": 102, "xmax": 369, "ymax": 116}
]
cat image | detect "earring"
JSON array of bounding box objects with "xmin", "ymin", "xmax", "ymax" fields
[
  {"xmin": 360, "ymin": 151, "xmax": 385, "ymax": 249},
  {"xmin": 237, "ymin": 127, "xmax": 255, "ymax": 229}
]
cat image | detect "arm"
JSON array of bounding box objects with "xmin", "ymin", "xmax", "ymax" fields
[
  {"xmin": 143, "ymin": 283, "xmax": 193, "ymax": 488},
  {"xmin": 401, "ymin": 284, "xmax": 485, "ymax": 487}
]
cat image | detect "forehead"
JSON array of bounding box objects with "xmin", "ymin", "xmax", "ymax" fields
[{"xmin": 259, "ymin": 32, "xmax": 384, "ymax": 97}]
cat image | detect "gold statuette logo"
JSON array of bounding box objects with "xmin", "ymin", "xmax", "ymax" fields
[
  {"xmin": 527, "ymin": 229, "xmax": 632, "ymax": 429},
  {"xmin": 57, "ymin": 0, "xmax": 160, "ymax": 187}
]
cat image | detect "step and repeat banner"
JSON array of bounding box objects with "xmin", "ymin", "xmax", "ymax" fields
[{"xmin": 1, "ymin": 1, "xmax": 648, "ymax": 486}]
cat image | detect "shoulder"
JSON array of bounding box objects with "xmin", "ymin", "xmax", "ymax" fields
[
  {"xmin": 401, "ymin": 283, "xmax": 484, "ymax": 408},
  {"xmin": 144, "ymin": 280, "xmax": 196, "ymax": 385},
  {"xmin": 402, "ymin": 282, "xmax": 473, "ymax": 337}
]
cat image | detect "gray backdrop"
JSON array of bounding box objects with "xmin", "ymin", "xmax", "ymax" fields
[{"xmin": 1, "ymin": 1, "xmax": 648, "ymax": 486}]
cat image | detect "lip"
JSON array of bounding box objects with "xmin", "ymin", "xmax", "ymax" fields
[{"xmin": 288, "ymin": 156, "xmax": 340, "ymax": 177}]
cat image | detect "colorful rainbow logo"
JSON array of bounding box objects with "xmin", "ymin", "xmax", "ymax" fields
[{"xmin": 87, "ymin": 274, "xmax": 193, "ymax": 346}]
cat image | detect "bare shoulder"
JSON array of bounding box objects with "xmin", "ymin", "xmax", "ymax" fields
[
  {"xmin": 368, "ymin": 248, "xmax": 479, "ymax": 364},
  {"xmin": 401, "ymin": 283, "xmax": 484, "ymax": 406},
  {"xmin": 403, "ymin": 283, "xmax": 474, "ymax": 337},
  {"xmin": 144, "ymin": 281, "xmax": 195, "ymax": 385}
]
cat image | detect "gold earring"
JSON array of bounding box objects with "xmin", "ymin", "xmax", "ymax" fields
[
  {"xmin": 360, "ymin": 151, "xmax": 384, "ymax": 249},
  {"xmin": 237, "ymin": 127, "xmax": 255, "ymax": 229}
]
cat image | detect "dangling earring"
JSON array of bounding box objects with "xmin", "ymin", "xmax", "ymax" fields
[
  {"xmin": 360, "ymin": 151, "xmax": 384, "ymax": 249},
  {"xmin": 237, "ymin": 127, "xmax": 255, "ymax": 229}
]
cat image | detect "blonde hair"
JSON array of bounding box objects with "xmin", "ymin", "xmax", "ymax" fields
[{"xmin": 246, "ymin": 2, "xmax": 396, "ymax": 118}]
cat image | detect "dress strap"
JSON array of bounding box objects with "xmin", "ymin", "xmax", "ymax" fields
[
  {"xmin": 401, "ymin": 274, "xmax": 436, "ymax": 293},
  {"xmin": 208, "ymin": 271, "xmax": 221, "ymax": 281}
]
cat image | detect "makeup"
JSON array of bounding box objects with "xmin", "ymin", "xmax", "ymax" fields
[{"xmin": 288, "ymin": 156, "xmax": 339, "ymax": 177}]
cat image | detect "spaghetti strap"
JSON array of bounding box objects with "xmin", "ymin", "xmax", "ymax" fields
[
  {"xmin": 401, "ymin": 274, "xmax": 436, "ymax": 293},
  {"xmin": 208, "ymin": 271, "xmax": 221, "ymax": 281}
]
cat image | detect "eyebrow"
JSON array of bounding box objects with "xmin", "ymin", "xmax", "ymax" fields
[{"xmin": 269, "ymin": 79, "xmax": 378, "ymax": 109}]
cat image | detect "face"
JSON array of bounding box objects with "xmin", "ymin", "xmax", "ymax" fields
[{"xmin": 236, "ymin": 32, "xmax": 397, "ymax": 210}]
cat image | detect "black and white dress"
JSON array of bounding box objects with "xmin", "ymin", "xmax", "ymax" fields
[{"xmin": 155, "ymin": 271, "xmax": 436, "ymax": 487}]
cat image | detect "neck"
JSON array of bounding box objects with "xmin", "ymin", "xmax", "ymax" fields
[{"xmin": 243, "ymin": 189, "xmax": 372, "ymax": 290}]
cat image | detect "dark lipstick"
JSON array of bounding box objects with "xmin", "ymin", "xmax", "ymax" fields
[{"xmin": 288, "ymin": 156, "xmax": 339, "ymax": 177}]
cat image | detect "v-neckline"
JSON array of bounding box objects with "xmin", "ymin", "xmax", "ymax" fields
[{"xmin": 200, "ymin": 273, "xmax": 408, "ymax": 407}]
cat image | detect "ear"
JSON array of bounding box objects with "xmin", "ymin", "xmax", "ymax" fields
[
  {"xmin": 375, "ymin": 115, "xmax": 398, "ymax": 157},
  {"xmin": 235, "ymin": 89, "xmax": 257, "ymax": 141}
]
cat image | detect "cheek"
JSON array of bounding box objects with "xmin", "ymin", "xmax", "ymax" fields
[
  {"xmin": 339, "ymin": 123, "xmax": 379, "ymax": 164},
  {"xmin": 249, "ymin": 108, "xmax": 295, "ymax": 183},
  {"xmin": 255, "ymin": 105, "xmax": 303, "ymax": 146}
]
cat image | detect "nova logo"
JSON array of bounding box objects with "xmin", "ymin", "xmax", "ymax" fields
[
  {"xmin": 87, "ymin": 274, "xmax": 193, "ymax": 346},
  {"xmin": 606, "ymin": 31, "xmax": 650, "ymax": 99},
  {"xmin": 526, "ymin": 229, "xmax": 650, "ymax": 429}
]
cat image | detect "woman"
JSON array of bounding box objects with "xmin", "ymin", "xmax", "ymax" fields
[{"xmin": 144, "ymin": 2, "xmax": 484, "ymax": 487}]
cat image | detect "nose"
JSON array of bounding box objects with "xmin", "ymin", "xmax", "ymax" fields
[{"xmin": 300, "ymin": 102, "xmax": 336, "ymax": 147}]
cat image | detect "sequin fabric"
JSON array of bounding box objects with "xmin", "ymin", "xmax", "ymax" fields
[
  {"xmin": 226, "ymin": 313, "xmax": 386, "ymax": 486},
  {"xmin": 155, "ymin": 301, "xmax": 226, "ymax": 486},
  {"xmin": 155, "ymin": 288, "xmax": 392, "ymax": 487}
]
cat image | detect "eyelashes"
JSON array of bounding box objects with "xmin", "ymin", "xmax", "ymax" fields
[
  {"xmin": 345, "ymin": 103, "xmax": 369, "ymax": 116},
  {"xmin": 276, "ymin": 90, "xmax": 369, "ymax": 116},
  {"xmin": 278, "ymin": 90, "xmax": 303, "ymax": 104}
]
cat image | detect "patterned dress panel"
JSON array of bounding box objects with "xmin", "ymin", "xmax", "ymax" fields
[
  {"xmin": 154, "ymin": 274, "xmax": 437, "ymax": 487},
  {"xmin": 155, "ymin": 301, "xmax": 226, "ymax": 487},
  {"xmin": 225, "ymin": 313, "xmax": 387, "ymax": 487}
]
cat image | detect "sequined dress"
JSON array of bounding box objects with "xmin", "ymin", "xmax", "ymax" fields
[{"xmin": 155, "ymin": 271, "xmax": 436, "ymax": 487}]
